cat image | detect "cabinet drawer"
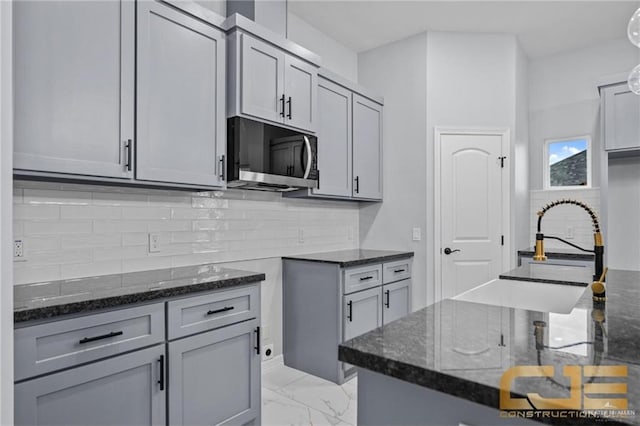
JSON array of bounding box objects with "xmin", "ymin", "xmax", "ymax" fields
[
  {"xmin": 15, "ymin": 302, "xmax": 165, "ymax": 381},
  {"xmin": 343, "ymin": 264, "xmax": 382, "ymax": 295},
  {"xmin": 167, "ymin": 285, "xmax": 259, "ymax": 340},
  {"xmin": 382, "ymin": 258, "xmax": 412, "ymax": 284}
]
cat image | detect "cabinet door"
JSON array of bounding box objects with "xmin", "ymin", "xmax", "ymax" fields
[
  {"xmin": 168, "ymin": 320, "xmax": 261, "ymax": 426},
  {"xmin": 314, "ymin": 78, "xmax": 352, "ymax": 197},
  {"xmin": 603, "ymin": 83, "xmax": 640, "ymax": 151},
  {"xmin": 344, "ymin": 287, "xmax": 383, "ymax": 341},
  {"xmin": 13, "ymin": 1, "xmax": 134, "ymax": 179},
  {"xmin": 136, "ymin": 2, "xmax": 225, "ymax": 187},
  {"xmin": 383, "ymin": 279, "xmax": 412, "ymax": 325},
  {"xmin": 15, "ymin": 345, "xmax": 165, "ymax": 426},
  {"xmin": 352, "ymin": 94, "xmax": 383, "ymax": 200},
  {"xmin": 241, "ymin": 34, "xmax": 285, "ymax": 124},
  {"xmin": 284, "ymin": 56, "xmax": 318, "ymax": 132}
]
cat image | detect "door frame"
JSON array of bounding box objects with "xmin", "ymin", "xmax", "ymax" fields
[{"xmin": 433, "ymin": 127, "xmax": 512, "ymax": 303}]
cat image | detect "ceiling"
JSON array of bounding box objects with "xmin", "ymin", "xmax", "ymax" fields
[{"xmin": 288, "ymin": 1, "xmax": 639, "ymax": 58}]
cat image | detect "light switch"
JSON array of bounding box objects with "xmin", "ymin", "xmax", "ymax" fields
[{"xmin": 412, "ymin": 228, "xmax": 421, "ymax": 241}]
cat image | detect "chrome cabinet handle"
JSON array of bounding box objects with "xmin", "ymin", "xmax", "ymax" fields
[
  {"xmin": 302, "ymin": 136, "xmax": 312, "ymax": 179},
  {"xmin": 280, "ymin": 95, "xmax": 285, "ymax": 117},
  {"xmin": 443, "ymin": 248, "xmax": 461, "ymax": 255}
]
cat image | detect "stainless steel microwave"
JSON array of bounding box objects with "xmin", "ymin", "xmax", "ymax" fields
[{"xmin": 226, "ymin": 117, "xmax": 318, "ymax": 191}]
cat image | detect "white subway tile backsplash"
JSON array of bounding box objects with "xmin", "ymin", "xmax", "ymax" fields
[
  {"xmin": 122, "ymin": 206, "xmax": 171, "ymax": 220},
  {"xmin": 93, "ymin": 220, "xmax": 148, "ymax": 234},
  {"xmin": 13, "ymin": 181, "xmax": 359, "ymax": 285},
  {"xmin": 61, "ymin": 261, "xmax": 123, "ymax": 280},
  {"xmin": 14, "ymin": 204, "xmax": 60, "ymax": 220},
  {"xmin": 61, "ymin": 205, "xmax": 121, "ymax": 220},
  {"xmin": 24, "ymin": 189, "xmax": 92, "ymax": 205},
  {"xmin": 61, "ymin": 233, "xmax": 122, "ymax": 249},
  {"xmin": 25, "ymin": 220, "xmax": 93, "ymax": 235}
]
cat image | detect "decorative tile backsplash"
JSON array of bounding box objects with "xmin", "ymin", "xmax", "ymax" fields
[
  {"xmin": 529, "ymin": 188, "xmax": 601, "ymax": 250},
  {"xmin": 13, "ymin": 181, "xmax": 359, "ymax": 285}
]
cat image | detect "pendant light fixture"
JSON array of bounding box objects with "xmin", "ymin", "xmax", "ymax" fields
[{"xmin": 628, "ymin": 6, "xmax": 640, "ymax": 94}]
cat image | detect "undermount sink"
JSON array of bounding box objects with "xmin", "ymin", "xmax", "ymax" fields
[{"xmin": 452, "ymin": 278, "xmax": 588, "ymax": 314}]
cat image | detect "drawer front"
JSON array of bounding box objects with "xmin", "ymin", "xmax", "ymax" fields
[
  {"xmin": 382, "ymin": 258, "xmax": 412, "ymax": 284},
  {"xmin": 343, "ymin": 264, "xmax": 382, "ymax": 295},
  {"xmin": 15, "ymin": 302, "xmax": 165, "ymax": 381},
  {"xmin": 167, "ymin": 285, "xmax": 259, "ymax": 340}
]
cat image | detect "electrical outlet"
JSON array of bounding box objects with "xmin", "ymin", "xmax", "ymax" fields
[
  {"xmin": 412, "ymin": 227, "xmax": 421, "ymax": 241},
  {"xmin": 298, "ymin": 229, "xmax": 304, "ymax": 243},
  {"xmin": 14, "ymin": 240, "xmax": 24, "ymax": 258},
  {"xmin": 566, "ymin": 226, "xmax": 574, "ymax": 240},
  {"xmin": 148, "ymin": 233, "xmax": 161, "ymax": 253},
  {"xmin": 262, "ymin": 343, "xmax": 274, "ymax": 361}
]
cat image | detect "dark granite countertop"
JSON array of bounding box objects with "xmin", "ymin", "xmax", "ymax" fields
[
  {"xmin": 14, "ymin": 264, "xmax": 265, "ymax": 323},
  {"xmin": 282, "ymin": 249, "xmax": 414, "ymax": 267},
  {"xmin": 519, "ymin": 247, "xmax": 595, "ymax": 261},
  {"xmin": 340, "ymin": 268, "xmax": 640, "ymax": 425}
]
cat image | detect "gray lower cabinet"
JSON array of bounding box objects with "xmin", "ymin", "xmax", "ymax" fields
[
  {"xmin": 13, "ymin": 0, "xmax": 134, "ymax": 179},
  {"xmin": 168, "ymin": 320, "xmax": 261, "ymax": 425},
  {"xmin": 382, "ymin": 279, "xmax": 412, "ymax": 325},
  {"xmin": 343, "ymin": 287, "xmax": 383, "ymax": 341},
  {"xmin": 136, "ymin": 1, "xmax": 226, "ymax": 188},
  {"xmin": 15, "ymin": 345, "xmax": 166, "ymax": 426},
  {"xmin": 283, "ymin": 257, "xmax": 412, "ymax": 384},
  {"xmin": 15, "ymin": 283, "xmax": 262, "ymax": 426},
  {"xmin": 601, "ymin": 82, "xmax": 640, "ymax": 152}
]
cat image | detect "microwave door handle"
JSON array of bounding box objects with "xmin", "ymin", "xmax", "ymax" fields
[{"xmin": 303, "ymin": 136, "xmax": 312, "ymax": 179}]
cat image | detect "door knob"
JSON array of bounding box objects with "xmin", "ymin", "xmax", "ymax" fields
[{"xmin": 443, "ymin": 247, "xmax": 461, "ymax": 255}]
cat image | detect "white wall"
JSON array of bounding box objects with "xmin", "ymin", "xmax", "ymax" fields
[
  {"xmin": 514, "ymin": 42, "xmax": 531, "ymax": 256},
  {"xmin": 287, "ymin": 13, "xmax": 358, "ymax": 82},
  {"xmin": 426, "ymin": 32, "xmax": 526, "ymax": 301},
  {"xmin": 358, "ymin": 32, "xmax": 428, "ymax": 310},
  {"xmin": 12, "ymin": 181, "xmax": 359, "ymax": 358},
  {"xmin": 528, "ymin": 38, "xmax": 639, "ymax": 191},
  {"xmin": 358, "ymin": 31, "xmax": 527, "ymax": 307},
  {"xmin": 0, "ymin": 0, "xmax": 13, "ymax": 422}
]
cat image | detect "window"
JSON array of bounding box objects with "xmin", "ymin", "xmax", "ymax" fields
[{"xmin": 544, "ymin": 136, "xmax": 591, "ymax": 189}]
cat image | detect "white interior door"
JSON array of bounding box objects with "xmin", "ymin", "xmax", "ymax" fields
[{"xmin": 438, "ymin": 131, "xmax": 507, "ymax": 300}]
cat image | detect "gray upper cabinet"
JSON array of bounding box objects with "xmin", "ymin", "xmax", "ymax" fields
[
  {"xmin": 15, "ymin": 345, "xmax": 166, "ymax": 426},
  {"xmin": 352, "ymin": 94, "xmax": 383, "ymax": 200},
  {"xmin": 601, "ymin": 82, "xmax": 640, "ymax": 152},
  {"xmin": 284, "ymin": 56, "xmax": 318, "ymax": 132},
  {"xmin": 240, "ymin": 33, "xmax": 286, "ymax": 124},
  {"xmin": 314, "ymin": 77, "xmax": 353, "ymax": 197},
  {"xmin": 13, "ymin": 0, "xmax": 134, "ymax": 179},
  {"xmin": 136, "ymin": 1, "xmax": 226, "ymax": 187},
  {"xmin": 228, "ymin": 32, "xmax": 318, "ymax": 133},
  {"xmin": 168, "ymin": 319, "xmax": 261, "ymax": 426}
]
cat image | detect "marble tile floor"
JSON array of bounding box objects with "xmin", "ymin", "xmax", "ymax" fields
[{"xmin": 262, "ymin": 363, "xmax": 357, "ymax": 426}]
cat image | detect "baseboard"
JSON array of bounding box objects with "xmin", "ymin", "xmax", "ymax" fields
[{"xmin": 261, "ymin": 354, "xmax": 284, "ymax": 372}]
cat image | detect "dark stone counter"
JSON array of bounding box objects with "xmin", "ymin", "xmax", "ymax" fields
[
  {"xmin": 340, "ymin": 267, "xmax": 640, "ymax": 425},
  {"xmin": 282, "ymin": 249, "xmax": 413, "ymax": 268},
  {"xmin": 14, "ymin": 264, "xmax": 265, "ymax": 323}
]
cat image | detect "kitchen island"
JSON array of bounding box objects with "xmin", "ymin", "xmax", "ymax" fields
[{"xmin": 339, "ymin": 268, "xmax": 640, "ymax": 425}]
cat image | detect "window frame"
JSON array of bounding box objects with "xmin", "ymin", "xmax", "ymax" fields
[{"xmin": 543, "ymin": 135, "xmax": 592, "ymax": 190}]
